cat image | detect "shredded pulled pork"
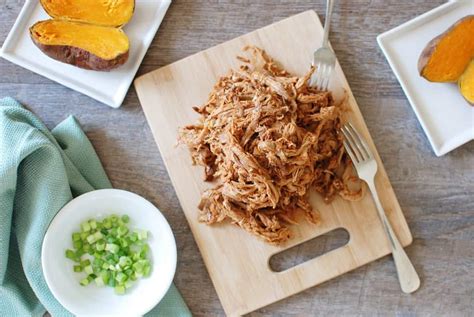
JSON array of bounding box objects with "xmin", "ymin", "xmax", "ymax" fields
[{"xmin": 179, "ymin": 46, "xmax": 364, "ymax": 244}]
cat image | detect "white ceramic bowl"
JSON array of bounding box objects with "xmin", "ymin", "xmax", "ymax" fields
[{"xmin": 42, "ymin": 189, "xmax": 177, "ymax": 316}]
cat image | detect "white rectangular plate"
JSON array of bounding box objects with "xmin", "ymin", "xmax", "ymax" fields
[
  {"xmin": 0, "ymin": 0, "xmax": 171, "ymax": 108},
  {"xmin": 377, "ymin": 0, "xmax": 474, "ymax": 156}
]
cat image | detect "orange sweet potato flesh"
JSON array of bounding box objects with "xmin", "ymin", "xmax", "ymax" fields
[
  {"xmin": 459, "ymin": 60, "xmax": 474, "ymax": 105},
  {"xmin": 30, "ymin": 20, "xmax": 129, "ymax": 71},
  {"xmin": 40, "ymin": 0, "xmax": 135, "ymax": 27},
  {"xmin": 418, "ymin": 15, "xmax": 474, "ymax": 82}
]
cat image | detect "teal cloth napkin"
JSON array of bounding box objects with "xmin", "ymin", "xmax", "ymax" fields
[{"xmin": 0, "ymin": 97, "xmax": 191, "ymax": 317}]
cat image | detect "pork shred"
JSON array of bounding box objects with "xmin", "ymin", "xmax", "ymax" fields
[{"xmin": 179, "ymin": 46, "xmax": 363, "ymax": 244}]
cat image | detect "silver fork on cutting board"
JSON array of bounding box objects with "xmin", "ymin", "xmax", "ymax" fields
[
  {"xmin": 342, "ymin": 123, "xmax": 421, "ymax": 294},
  {"xmin": 310, "ymin": 0, "xmax": 336, "ymax": 90}
]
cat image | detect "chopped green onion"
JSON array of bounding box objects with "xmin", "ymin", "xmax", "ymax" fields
[
  {"xmin": 94, "ymin": 231, "xmax": 103, "ymax": 240},
  {"xmin": 73, "ymin": 240, "xmax": 83, "ymax": 249},
  {"xmin": 120, "ymin": 239, "xmax": 129, "ymax": 248},
  {"xmin": 81, "ymin": 221, "xmax": 91, "ymax": 232},
  {"xmin": 105, "ymin": 243, "xmax": 119, "ymax": 254},
  {"xmin": 103, "ymin": 219, "xmax": 112, "ymax": 229},
  {"xmin": 118, "ymin": 256, "xmax": 132, "ymax": 268},
  {"xmin": 73, "ymin": 265, "xmax": 83, "ymax": 272},
  {"xmin": 95, "ymin": 276, "xmax": 105, "ymax": 287},
  {"xmin": 86, "ymin": 235, "xmax": 95, "ymax": 244},
  {"xmin": 93, "ymin": 258, "xmax": 103, "ymax": 266},
  {"xmin": 101, "ymin": 271, "xmax": 110, "ymax": 283},
  {"xmin": 80, "ymin": 278, "xmax": 90, "ymax": 286},
  {"xmin": 115, "ymin": 285, "xmax": 125, "ymax": 295},
  {"xmin": 96, "ymin": 241, "xmax": 105, "ymax": 251},
  {"xmin": 117, "ymin": 226, "xmax": 128, "ymax": 237},
  {"xmin": 66, "ymin": 214, "xmax": 152, "ymax": 295},
  {"xmin": 115, "ymin": 272, "xmax": 127, "ymax": 283},
  {"xmin": 129, "ymin": 233, "xmax": 138, "ymax": 242},
  {"xmin": 86, "ymin": 231, "xmax": 103, "ymax": 244},
  {"xmin": 65, "ymin": 249, "xmax": 76, "ymax": 260},
  {"xmin": 92, "ymin": 252, "xmax": 103, "ymax": 260},
  {"xmin": 143, "ymin": 265, "xmax": 151, "ymax": 277},
  {"xmin": 72, "ymin": 233, "xmax": 81, "ymax": 241},
  {"xmin": 108, "ymin": 274, "xmax": 116, "ymax": 287},
  {"xmin": 75, "ymin": 249, "xmax": 84, "ymax": 258},
  {"xmin": 84, "ymin": 265, "xmax": 94, "ymax": 275},
  {"xmin": 137, "ymin": 230, "xmax": 148, "ymax": 241}
]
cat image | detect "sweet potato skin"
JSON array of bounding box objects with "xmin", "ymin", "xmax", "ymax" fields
[
  {"xmin": 417, "ymin": 33, "xmax": 440, "ymax": 81},
  {"xmin": 418, "ymin": 15, "xmax": 474, "ymax": 82},
  {"xmin": 30, "ymin": 36, "xmax": 129, "ymax": 71}
]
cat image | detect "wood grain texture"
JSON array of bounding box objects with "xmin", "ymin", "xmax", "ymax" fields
[
  {"xmin": 134, "ymin": 10, "xmax": 413, "ymax": 315},
  {"xmin": 1, "ymin": 0, "xmax": 473, "ymax": 316}
]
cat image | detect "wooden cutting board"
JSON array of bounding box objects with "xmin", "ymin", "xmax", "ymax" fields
[{"xmin": 135, "ymin": 10, "xmax": 413, "ymax": 316}]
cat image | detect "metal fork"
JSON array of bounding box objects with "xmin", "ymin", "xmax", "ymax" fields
[
  {"xmin": 342, "ymin": 123, "xmax": 421, "ymax": 294},
  {"xmin": 309, "ymin": 0, "xmax": 337, "ymax": 90}
]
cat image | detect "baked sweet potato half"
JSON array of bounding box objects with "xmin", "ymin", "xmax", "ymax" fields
[
  {"xmin": 418, "ymin": 15, "xmax": 474, "ymax": 82},
  {"xmin": 40, "ymin": 0, "xmax": 135, "ymax": 27},
  {"xmin": 30, "ymin": 20, "xmax": 129, "ymax": 71},
  {"xmin": 459, "ymin": 60, "xmax": 474, "ymax": 105}
]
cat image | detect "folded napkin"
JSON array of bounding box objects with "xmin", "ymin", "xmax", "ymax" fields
[{"xmin": 0, "ymin": 97, "xmax": 191, "ymax": 317}]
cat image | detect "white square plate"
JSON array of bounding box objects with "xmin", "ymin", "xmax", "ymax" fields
[
  {"xmin": 377, "ymin": 0, "xmax": 474, "ymax": 156},
  {"xmin": 0, "ymin": 0, "xmax": 171, "ymax": 108}
]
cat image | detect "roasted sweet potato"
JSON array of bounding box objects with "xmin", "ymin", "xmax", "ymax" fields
[
  {"xmin": 40, "ymin": 0, "xmax": 135, "ymax": 27},
  {"xmin": 418, "ymin": 15, "xmax": 474, "ymax": 82},
  {"xmin": 30, "ymin": 20, "xmax": 129, "ymax": 71},
  {"xmin": 459, "ymin": 60, "xmax": 474, "ymax": 105}
]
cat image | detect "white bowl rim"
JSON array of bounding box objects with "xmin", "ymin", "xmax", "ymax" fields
[{"xmin": 41, "ymin": 188, "xmax": 177, "ymax": 316}]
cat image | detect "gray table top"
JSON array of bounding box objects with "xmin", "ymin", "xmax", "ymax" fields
[{"xmin": 1, "ymin": 0, "xmax": 473, "ymax": 316}]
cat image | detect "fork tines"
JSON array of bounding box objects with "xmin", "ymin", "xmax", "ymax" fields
[
  {"xmin": 310, "ymin": 63, "xmax": 334, "ymax": 91},
  {"xmin": 341, "ymin": 123, "xmax": 372, "ymax": 164}
]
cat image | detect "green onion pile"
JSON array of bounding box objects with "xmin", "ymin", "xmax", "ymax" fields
[{"xmin": 65, "ymin": 214, "xmax": 152, "ymax": 294}]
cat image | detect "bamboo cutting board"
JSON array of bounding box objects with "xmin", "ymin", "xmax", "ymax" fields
[{"xmin": 135, "ymin": 10, "xmax": 413, "ymax": 316}]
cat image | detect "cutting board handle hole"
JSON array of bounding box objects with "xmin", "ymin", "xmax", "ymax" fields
[{"xmin": 268, "ymin": 228, "xmax": 350, "ymax": 272}]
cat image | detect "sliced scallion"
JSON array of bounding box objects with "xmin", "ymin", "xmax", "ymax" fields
[{"xmin": 66, "ymin": 214, "xmax": 151, "ymax": 295}]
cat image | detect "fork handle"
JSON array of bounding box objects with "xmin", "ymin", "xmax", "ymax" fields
[
  {"xmin": 322, "ymin": 0, "xmax": 335, "ymax": 48},
  {"xmin": 367, "ymin": 182, "xmax": 421, "ymax": 294}
]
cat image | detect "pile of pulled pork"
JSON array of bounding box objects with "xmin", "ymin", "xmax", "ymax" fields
[{"xmin": 179, "ymin": 47, "xmax": 363, "ymax": 244}]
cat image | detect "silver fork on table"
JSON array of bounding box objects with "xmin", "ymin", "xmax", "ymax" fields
[
  {"xmin": 310, "ymin": 0, "xmax": 336, "ymax": 90},
  {"xmin": 342, "ymin": 123, "xmax": 421, "ymax": 294}
]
